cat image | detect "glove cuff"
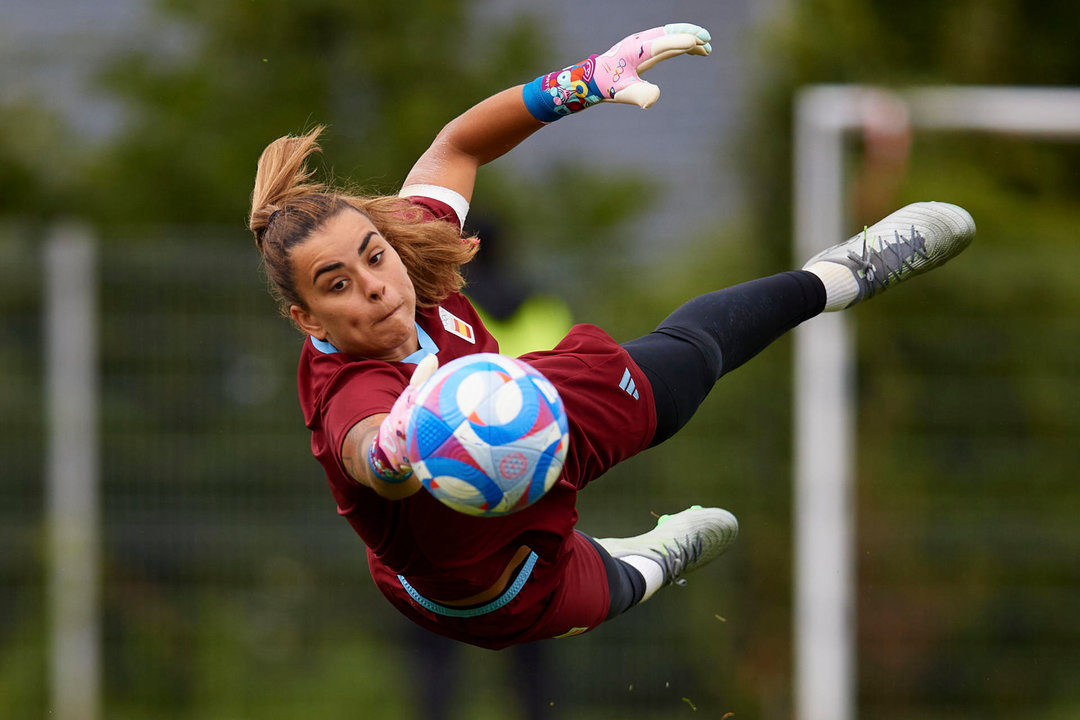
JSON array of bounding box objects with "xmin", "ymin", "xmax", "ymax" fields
[{"xmin": 522, "ymin": 55, "xmax": 603, "ymax": 122}]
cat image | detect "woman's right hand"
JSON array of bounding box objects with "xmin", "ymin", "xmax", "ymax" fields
[{"xmin": 368, "ymin": 354, "xmax": 440, "ymax": 482}]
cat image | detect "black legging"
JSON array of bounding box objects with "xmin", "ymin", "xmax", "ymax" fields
[
  {"xmin": 589, "ymin": 270, "xmax": 826, "ymax": 616},
  {"xmin": 622, "ymin": 270, "xmax": 826, "ymax": 446}
]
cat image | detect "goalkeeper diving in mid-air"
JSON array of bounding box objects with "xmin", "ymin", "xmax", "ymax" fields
[{"xmin": 246, "ymin": 22, "xmax": 975, "ymax": 649}]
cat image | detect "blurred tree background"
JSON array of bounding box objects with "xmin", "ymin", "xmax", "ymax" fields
[{"xmin": 2, "ymin": 0, "xmax": 1079, "ymax": 718}]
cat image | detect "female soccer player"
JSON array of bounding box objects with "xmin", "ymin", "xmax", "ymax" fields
[{"xmin": 248, "ymin": 24, "xmax": 974, "ymax": 649}]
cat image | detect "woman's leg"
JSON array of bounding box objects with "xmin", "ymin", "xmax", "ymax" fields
[
  {"xmin": 623, "ymin": 202, "xmax": 977, "ymax": 446},
  {"xmin": 623, "ymin": 269, "xmax": 826, "ymax": 445},
  {"xmin": 578, "ymin": 532, "xmax": 648, "ymax": 617},
  {"xmin": 583, "ymin": 506, "xmax": 741, "ymax": 616}
]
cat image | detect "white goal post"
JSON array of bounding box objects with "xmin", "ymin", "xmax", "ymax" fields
[
  {"xmin": 793, "ymin": 84, "xmax": 1080, "ymax": 720},
  {"xmin": 45, "ymin": 224, "xmax": 101, "ymax": 720}
]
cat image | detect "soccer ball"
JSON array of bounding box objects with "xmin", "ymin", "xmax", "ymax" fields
[{"xmin": 406, "ymin": 353, "xmax": 569, "ymax": 517}]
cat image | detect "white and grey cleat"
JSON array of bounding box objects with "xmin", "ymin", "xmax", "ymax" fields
[
  {"xmin": 595, "ymin": 505, "xmax": 738, "ymax": 587},
  {"xmin": 803, "ymin": 201, "xmax": 976, "ymax": 309}
]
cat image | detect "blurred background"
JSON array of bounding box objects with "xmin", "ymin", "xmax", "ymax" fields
[{"xmin": 3, "ymin": 0, "xmax": 1080, "ymax": 718}]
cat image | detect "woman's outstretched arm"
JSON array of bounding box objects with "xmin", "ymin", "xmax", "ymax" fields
[
  {"xmin": 402, "ymin": 23, "xmax": 713, "ymax": 203},
  {"xmin": 402, "ymin": 86, "xmax": 541, "ymax": 203}
]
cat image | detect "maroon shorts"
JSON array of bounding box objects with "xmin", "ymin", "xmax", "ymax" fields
[{"xmin": 369, "ymin": 325, "xmax": 657, "ymax": 649}]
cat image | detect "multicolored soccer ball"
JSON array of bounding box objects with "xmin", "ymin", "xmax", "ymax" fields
[{"xmin": 406, "ymin": 353, "xmax": 569, "ymax": 517}]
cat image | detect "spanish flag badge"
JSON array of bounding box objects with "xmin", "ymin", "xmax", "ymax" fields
[{"xmin": 438, "ymin": 306, "xmax": 476, "ymax": 344}]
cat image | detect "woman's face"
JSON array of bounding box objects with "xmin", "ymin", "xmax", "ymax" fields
[{"xmin": 288, "ymin": 207, "xmax": 418, "ymax": 361}]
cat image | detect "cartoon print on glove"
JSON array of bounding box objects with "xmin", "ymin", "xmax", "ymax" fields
[{"xmin": 540, "ymin": 56, "xmax": 601, "ymax": 116}]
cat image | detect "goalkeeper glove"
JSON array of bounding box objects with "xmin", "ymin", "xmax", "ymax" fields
[
  {"xmin": 367, "ymin": 354, "xmax": 439, "ymax": 483},
  {"xmin": 522, "ymin": 23, "xmax": 712, "ymax": 122}
]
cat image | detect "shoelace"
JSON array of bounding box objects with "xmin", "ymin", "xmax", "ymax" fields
[
  {"xmin": 847, "ymin": 224, "xmax": 928, "ymax": 297},
  {"xmin": 654, "ymin": 534, "xmax": 705, "ymax": 587}
]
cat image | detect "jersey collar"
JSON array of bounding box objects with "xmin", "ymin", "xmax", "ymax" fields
[{"xmin": 308, "ymin": 324, "xmax": 438, "ymax": 365}]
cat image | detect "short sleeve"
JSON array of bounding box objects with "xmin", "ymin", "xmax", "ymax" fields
[{"xmin": 399, "ymin": 185, "xmax": 470, "ymax": 230}]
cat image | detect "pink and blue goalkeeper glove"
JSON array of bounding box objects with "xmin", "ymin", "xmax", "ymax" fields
[
  {"xmin": 522, "ymin": 23, "xmax": 712, "ymax": 122},
  {"xmin": 367, "ymin": 354, "xmax": 439, "ymax": 483}
]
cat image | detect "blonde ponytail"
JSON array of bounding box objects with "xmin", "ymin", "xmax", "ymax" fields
[{"xmin": 249, "ymin": 126, "xmax": 328, "ymax": 248}]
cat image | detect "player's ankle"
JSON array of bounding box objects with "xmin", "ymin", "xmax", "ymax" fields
[
  {"xmin": 620, "ymin": 555, "xmax": 665, "ymax": 602},
  {"xmin": 805, "ymin": 261, "xmax": 860, "ymax": 311}
]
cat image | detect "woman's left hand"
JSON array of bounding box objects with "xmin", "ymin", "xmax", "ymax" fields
[{"xmin": 595, "ymin": 23, "xmax": 712, "ymax": 109}]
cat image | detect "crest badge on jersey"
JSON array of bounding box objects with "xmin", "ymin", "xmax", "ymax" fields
[{"xmin": 438, "ymin": 306, "xmax": 476, "ymax": 344}]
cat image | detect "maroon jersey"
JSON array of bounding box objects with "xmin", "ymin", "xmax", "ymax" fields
[{"xmin": 296, "ymin": 194, "xmax": 657, "ymax": 647}]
